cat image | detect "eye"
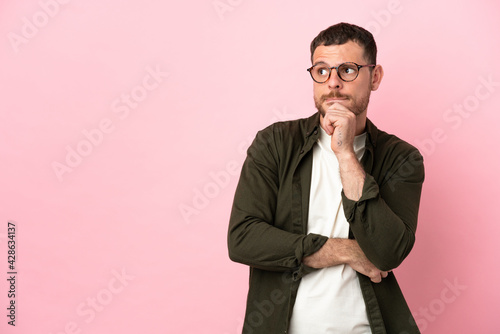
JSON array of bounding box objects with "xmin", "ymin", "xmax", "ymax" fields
[
  {"xmin": 316, "ymin": 67, "xmax": 330, "ymax": 76},
  {"xmin": 341, "ymin": 66, "xmax": 356, "ymax": 74}
]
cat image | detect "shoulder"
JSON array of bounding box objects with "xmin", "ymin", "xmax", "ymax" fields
[
  {"xmin": 246, "ymin": 113, "xmax": 319, "ymax": 167},
  {"xmin": 367, "ymin": 118, "xmax": 422, "ymax": 160},
  {"xmin": 257, "ymin": 112, "xmax": 319, "ymax": 145},
  {"xmin": 366, "ymin": 119, "xmax": 425, "ymax": 182}
]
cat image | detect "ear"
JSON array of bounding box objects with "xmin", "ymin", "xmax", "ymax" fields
[{"xmin": 370, "ymin": 65, "xmax": 384, "ymax": 91}]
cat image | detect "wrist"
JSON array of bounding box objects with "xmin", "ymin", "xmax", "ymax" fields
[
  {"xmin": 329, "ymin": 238, "xmax": 354, "ymax": 265},
  {"xmin": 335, "ymin": 150, "xmax": 358, "ymax": 165}
]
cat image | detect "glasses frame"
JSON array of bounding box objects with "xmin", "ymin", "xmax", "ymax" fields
[{"xmin": 307, "ymin": 62, "xmax": 376, "ymax": 83}]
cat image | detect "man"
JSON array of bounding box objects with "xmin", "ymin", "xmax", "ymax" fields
[{"xmin": 228, "ymin": 22, "xmax": 424, "ymax": 334}]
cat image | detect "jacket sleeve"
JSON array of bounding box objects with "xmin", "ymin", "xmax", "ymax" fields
[
  {"xmin": 342, "ymin": 147, "xmax": 425, "ymax": 271},
  {"xmin": 228, "ymin": 125, "xmax": 328, "ymax": 274}
]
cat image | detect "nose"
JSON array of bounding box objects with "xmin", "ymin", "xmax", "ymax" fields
[{"xmin": 327, "ymin": 68, "xmax": 343, "ymax": 90}]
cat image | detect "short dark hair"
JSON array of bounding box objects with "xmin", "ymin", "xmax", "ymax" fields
[{"xmin": 310, "ymin": 22, "xmax": 377, "ymax": 65}]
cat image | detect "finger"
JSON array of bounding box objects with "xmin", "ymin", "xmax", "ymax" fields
[
  {"xmin": 327, "ymin": 102, "xmax": 350, "ymax": 113},
  {"xmin": 322, "ymin": 114, "xmax": 336, "ymax": 135},
  {"xmin": 371, "ymin": 274, "xmax": 382, "ymax": 283},
  {"xmin": 381, "ymin": 271, "xmax": 389, "ymax": 279},
  {"xmin": 323, "ymin": 111, "xmax": 350, "ymax": 129}
]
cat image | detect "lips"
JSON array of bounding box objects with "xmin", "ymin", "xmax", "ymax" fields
[
  {"xmin": 324, "ymin": 97, "xmax": 348, "ymax": 105},
  {"xmin": 323, "ymin": 93, "xmax": 348, "ymax": 101}
]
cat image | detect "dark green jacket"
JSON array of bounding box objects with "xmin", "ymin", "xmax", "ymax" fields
[{"xmin": 228, "ymin": 112, "xmax": 424, "ymax": 334}]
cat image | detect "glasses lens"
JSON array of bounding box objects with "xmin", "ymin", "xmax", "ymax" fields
[
  {"xmin": 338, "ymin": 63, "xmax": 359, "ymax": 81},
  {"xmin": 311, "ymin": 65, "xmax": 331, "ymax": 83}
]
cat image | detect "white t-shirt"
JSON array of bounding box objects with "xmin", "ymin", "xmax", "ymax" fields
[{"xmin": 288, "ymin": 126, "xmax": 371, "ymax": 334}]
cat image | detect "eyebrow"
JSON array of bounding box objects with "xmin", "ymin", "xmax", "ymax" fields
[{"xmin": 312, "ymin": 61, "xmax": 329, "ymax": 67}]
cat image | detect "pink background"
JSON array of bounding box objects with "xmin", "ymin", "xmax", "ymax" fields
[{"xmin": 1, "ymin": 1, "xmax": 499, "ymax": 333}]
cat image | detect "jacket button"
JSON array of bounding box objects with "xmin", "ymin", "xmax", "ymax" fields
[{"xmin": 300, "ymin": 150, "xmax": 304, "ymax": 154}]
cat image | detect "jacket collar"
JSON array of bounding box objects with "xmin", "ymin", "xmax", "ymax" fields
[
  {"xmin": 304, "ymin": 111, "xmax": 321, "ymax": 138},
  {"xmin": 365, "ymin": 117, "xmax": 378, "ymax": 148}
]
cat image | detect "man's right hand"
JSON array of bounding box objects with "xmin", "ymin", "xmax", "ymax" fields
[
  {"xmin": 303, "ymin": 238, "xmax": 389, "ymax": 283},
  {"xmin": 345, "ymin": 239, "xmax": 389, "ymax": 283}
]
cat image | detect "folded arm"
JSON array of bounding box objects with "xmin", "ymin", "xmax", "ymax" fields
[
  {"xmin": 228, "ymin": 127, "xmax": 328, "ymax": 278},
  {"xmin": 321, "ymin": 107, "xmax": 425, "ymax": 272}
]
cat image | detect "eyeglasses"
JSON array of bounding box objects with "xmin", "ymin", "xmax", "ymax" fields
[{"xmin": 307, "ymin": 62, "xmax": 376, "ymax": 83}]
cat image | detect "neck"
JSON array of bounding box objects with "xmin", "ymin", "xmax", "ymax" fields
[{"xmin": 355, "ymin": 111, "xmax": 367, "ymax": 135}]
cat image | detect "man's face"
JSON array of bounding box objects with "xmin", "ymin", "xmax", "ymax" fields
[{"xmin": 312, "ymin": 41, "xmax": 380, "ymax": 117}]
